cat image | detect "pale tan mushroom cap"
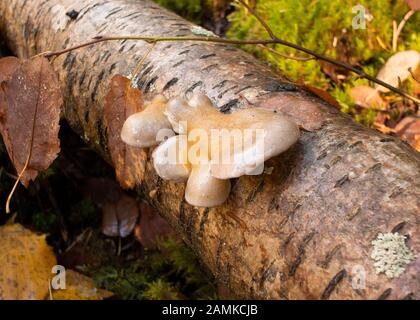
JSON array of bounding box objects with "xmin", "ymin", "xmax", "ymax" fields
[
  {"xmin": 152, "ymin": 135, "xmax": 191, "ymax": 182},
  {"xmin": 210, "ymin": 109, "xmax": 300, "ymax": 179},
  {"xmin": 166, "ymin": 94, "xmax": 300, "ymax": 179},
  {"xmin": 185, "ymin": 164, "xmax": 231, "ymax": 207},
  {"xmin": 121, "ymin": 95, "xmax": 172, "ymax": 148}
]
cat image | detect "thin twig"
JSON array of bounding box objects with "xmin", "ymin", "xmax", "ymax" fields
[
  {"xmin": 36, "ymin": 4, "xmax": 420, "ymax": 105},
  {"xmin": 258, "ymin": 44, "xmax": 314, "ymax": 61},
  {"xmin": 236, "ymin": 0, "xmax": 276, "ymax": 40},
  {"xmin": 392, "ymin": 10, "xmax": 415, "ymax": 51}
]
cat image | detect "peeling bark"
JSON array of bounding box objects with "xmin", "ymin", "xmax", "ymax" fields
[{"xmin": 1, "ymin": 0, "xmax": 419, "ymax": 299}]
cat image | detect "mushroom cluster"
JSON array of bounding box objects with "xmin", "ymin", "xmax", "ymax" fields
[{"xmin": 121, "ymin": 93, "xmax": 300, "ymax": 207}]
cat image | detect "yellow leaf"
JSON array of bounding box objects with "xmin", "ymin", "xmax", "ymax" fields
[
  {"xmin": 52, "ymin": 270, "xmax": 113, "ymax": 300},
  {"xmin": 0, "ymin": 224, "xmax": 57, "ymax": 299}
]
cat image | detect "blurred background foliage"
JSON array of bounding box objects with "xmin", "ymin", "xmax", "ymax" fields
[{"xmin": 155, "ymin": 0, "xmax": 420, "ymax": 127}]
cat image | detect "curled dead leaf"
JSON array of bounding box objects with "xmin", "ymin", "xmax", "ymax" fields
[
  {"xmin": 81, "ymin": 178, "xmax": 139, "ymax": 238},
  {"xmin": 104, "ymin": 75, "xmax": 147, "ymax": 189},
  {"xmin": 395, "ymin": 116, "xmax": 420, "ymax": 151},
  {"xmin": 0, "ymin": 56, "xmax": 61, "ymax": 187},
  {"xmin": 0, "ymin": 224, "xmax": 57, "ymax": 300},
  {"xmin": 349, "ymin": 85, "xmax": 386, "ymax": 110}
]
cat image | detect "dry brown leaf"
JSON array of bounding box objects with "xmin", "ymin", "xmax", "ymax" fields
[
  {"xmin": 81, "ymin": 178, "xmax": 139, "ymax": 237},
  {"xmin": 303, "ymin": 85, "xmax": 340, "ymax": 108},
  {"xmin": 0, "ymin": 57, "xmax": 21, "ymax": 143},
  {"xmin": 376, "ymin": 50, "xmax": 420, "ymax": 92},
  {"xmin": 52, "ymin": 270, "xmax": 113, "ymax": 300},
  {"xmin": 0, "ymin": 224, "xmax": 57, "ymax": 300},
  {"xmin": 395, "ymin": 116, "xmax": 420, "ymax": 151},
  {"xmin": 104, "ymin": 75, "xmax": 147, "ymax": 189},
  {"xmin": 406, "ymin": 0, "xmax": 420, "ymax": 10},
  {"xmin": 102, "ymin": 194, "xmax": 139, "ymax": 238},
  {"xmin": 134, "ymin": 202, "xmax": 174, "ymax": 249},
  {"xmin": 0, "ymin": 56, "xmax": 61, "ymax": 187},
  {"xmin": 349, "ymin": 85, "xmax": 386, "ymax": 110}
]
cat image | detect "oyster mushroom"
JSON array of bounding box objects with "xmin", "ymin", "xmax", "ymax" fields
[{"xmin": 121, "ymin": 95, "xmax": 173, "ymax": 148}]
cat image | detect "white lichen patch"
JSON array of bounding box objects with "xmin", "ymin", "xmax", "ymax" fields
[
  {"xmin": 191, "ymin": 26, "xmax": 217, "ymax": 38},
  {"xmin": 371, "ymin": 232, "xmax": 415, "ymax": 278}
]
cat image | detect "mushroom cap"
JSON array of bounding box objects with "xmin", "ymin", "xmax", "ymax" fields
[
  {"xmin": 152, "ymin": 135, "xmax": 191, "ymax": 182},
  {"xmin": 185, "ymin": 164, "xmax": 231, "ymax": 208},
  {"xmin": 121, "ymin": 95, "xmax": 172, "ymax": 148},
  {"xmin": 210, "ymin": 109, "xmax": 300, "ymax": 179},
  {"xmin": 166, "ymin": 94, "xmax": 300, "ymax": 179}
]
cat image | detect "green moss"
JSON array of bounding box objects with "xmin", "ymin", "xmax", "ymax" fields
[
  {"xmin": 154, "ymin": 0, "xmax": 203, "ymax": 23},
  {"xmin": 93, "ymin": 237, "xmax": 218, "ymax": 300},
  {"xmin": 227, "ymin": 0, "xmax": 419, "ymax": 125}
]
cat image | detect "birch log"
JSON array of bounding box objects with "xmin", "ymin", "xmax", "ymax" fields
[{"xmin": 0, "ymin": 0, "xmax": 419, "ymax": 299}]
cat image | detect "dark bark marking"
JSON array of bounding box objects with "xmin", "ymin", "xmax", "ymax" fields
[
  {"xmin": 105, "ymin": 7, "xmax": 123, "ymax": 19},
  {"xmin": 365, "ymin": 162, "xmax": 382, "ymax": 174},
  {"xmin": 118, "ymin": 45, "xmax": 126, "ymax": 53},
  {"xmin": 120, "ymin": 12, "xmax": 139, "ymax": 19},
  {"xmin": 346, "ymin": 206, "xmax": 361, "ymax": 221},
  {"xmin": 218, "ymin": 87, "xmax": 237, "ymax": 99},
  {"xmin": 265, "ymin": 82, "xmax": 297, "ymax": 92},
  {"xmin": 200, "ymin": 53, "xmax": 217, "ymax": 60},
  {"xmin": 220, "ymin": 99, "xmax": 239, "ymax": 113},
  {"xmin": 281, "ymin": 233, "xmax": 295, "ymax": 256},
  {"xmin": 391, "ymin": 221, "xmax": 407, "ymax": 233},
  {"xmin": 79, "ymin": 70, "xmax": 87, "ymax": 87},
  {"xmin": 21, "ymin": 0, "xmax": 29, "ymax": 10},
  {"xmin": 377, "ymin": 288, "xmax": 392, "ymax": 300},
  {"xmin": 77, "ymin": 3, "xmax": 103, "ymax": 21},
  {"xmin": 178, "ymin": 50, "xmax": 190, "ymax": 55},
  {"xmin": 91, "ymin": 70, "xmax": 105, "ymax": 102},
  {"xmin": 163, "ymin": 77, "xmax": 179, "ymax": 91},
  {"xmin": 319, "ymin": 245, "xmax": 342, "ymax": 269},
  {"xmin": 185, "ymin": 81, "xmax": 203, "ymax": 95},
  {"xmin": 235, "ymin": 86, "xmax": 252, "ymax": 95},
  {"xmin": 246, "ymin": 177, "xmax": 265, "ymax": 203},
  {"xmin": 212, "ymin": 80, "xmax": 227, "ymax": 90},
  {"xmin": 109, "ymin": 62, "xmax": 118, "ymax": 74},
  {"xmin": 63, "ymin": 53, "xmax": 76, "ymax": 73},
  {"xmin": 144, "ymin": 76, "xmax": 158, "ymax": 93},
  {"xmin": 172, "ymin": 60, "xmax": 185, "ymax": 68},
  {"xmin": 320, "ymin": 269, "xmax": 347, "ymax": 300},
  {"xmin": 402, "ymin": 293, "xmax": 414, "ymax": 300},
  {"xmin": 244, "ymin": 73, "xmax": 254, "ymax": 77},
  {"xmin": 66, "ymin": 10, "xmax": 79, "ymax": 20},
  {"xmin": 389, "ymin": 187, "xmax": 403, "ymax": 199},
  {"xmin": 288, "ymin": 231, "xmax": 316, "ymax": 277},
  {"xmin": 198, "ymin": 208, "xmax": 210, "ymax": 238},
  {"xmin": 380, "ymin": 137, "xmax": 394, "ymax": 143},
  {"xmin": 260, "ymin": 261, "xmax": 277, "ymax": 289},
  {"xmin": 202, "ymin": 64, "xmax": 218, "ymax": 72},
  {"xmin": 334, "ymin": 174, "xmax": 349, "ymax": 188},
  {"xmin": 317, "ymin": 151, "xmax": 328, "ymax": 160}
]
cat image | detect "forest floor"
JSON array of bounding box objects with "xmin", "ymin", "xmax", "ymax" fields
[{"xmin": 0, "ymin": 0, "xmax": 419, "ymax": 300}]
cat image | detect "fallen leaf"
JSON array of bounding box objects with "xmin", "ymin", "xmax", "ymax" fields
[
  {"xmin": 104, "ymin": 75, "xmax": 146, "ymax": 189},
  {"xmin": 349, "ymin": 85, "xmax": 386, "ymax": 109},
  {"xmin": 304, "ymin": 85, "xmax": 340, "ymax": 108},
  {"xmin": 406, "ymin": 0, "xmax": 420, "ymax": 10},
  {"xmin": 52, "ymin": 270, "xmax": 113, "ymax": 300},
  {"xmin": 102, "ymin": 194, "xmax": 139, "ymax": 238},
  {"xmin": 134, "ymin": 202, "xmax": 174, "ymax": 249},
  {"xmin": 80, "ymin": 178, "xmax": 139, "ymax": 238},
  {"xmin": 0, "ymin": 56, "xmax": 62, "ymax": 187},
  {"xmin": 0, "ymin": 224, "xmax": 57, "ymax": 299},
  {"xmin": 0, "ymin": 57, "xmax": 20, "ymax": 143},
  {"xmin": 376, "ymin": 50, "xmax": 420, "ymax": 92},
  {"xmin": 395, "ymin": 116, "xmax": 420, "ymax": 151},
  {"xmin": 259, "ymin": 94, "xmax": 325, "ymax": 131}
]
